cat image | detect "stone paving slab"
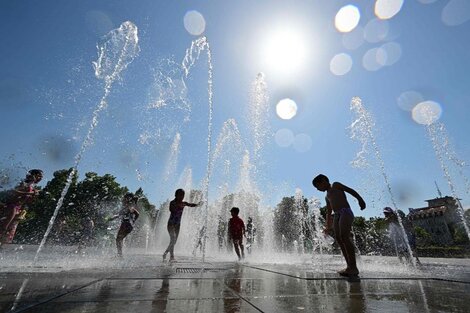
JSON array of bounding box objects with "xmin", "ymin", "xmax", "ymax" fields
[{"xmin": 1, "ymin": 256, "xmax": 470, "ymax": 312}]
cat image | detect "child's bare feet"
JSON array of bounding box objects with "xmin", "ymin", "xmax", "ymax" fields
[{"xmin": 345, "ymin": 267, "xmax": 359, "ymax": 276}]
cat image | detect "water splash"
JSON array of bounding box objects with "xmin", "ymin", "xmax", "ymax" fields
[
  {"xmin": 309, "ymin": 198, "xmax": 328, "ymax": 257},
  {"xmin": 162, "ymin": 133, "xmax": 181, "ymax": 183},
  {"xmin": 181, "ymin": 36, "xmax": 214, "ymax": 262},
  {"xmin": 34, "ymin": 21, "xmax": 139, "ymax": 262},
  {"xmin": 426, "ymin": 122, "xmax": 470, "ymax": 240},
  {"xmin": 141, "ymin": 58, "xmax": 191, "ymax": 146},
  {"xmin": 349, "ymin": 96, "xmax": 415, "ymax": 265},
  {"xmin": 249, "ymin": 73, "xmax": 270, "ymax": 166},
  {"xmin": 237, "ymin": 151, "xmax": 255, "ymax": 193}
]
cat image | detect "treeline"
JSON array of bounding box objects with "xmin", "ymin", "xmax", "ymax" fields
[{"xmin": 272, "ymin": 195, "xmax": 470, "ymax": 256}]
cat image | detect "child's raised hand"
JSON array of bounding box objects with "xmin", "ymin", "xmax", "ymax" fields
[{"xmin": 359, "ymin": 199, "xmax": 366, "ymax": 210}]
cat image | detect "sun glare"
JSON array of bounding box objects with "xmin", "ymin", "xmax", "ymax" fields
[{"xmin": 261, "ymin": 27, "xmax": 308, "ymax": 76}]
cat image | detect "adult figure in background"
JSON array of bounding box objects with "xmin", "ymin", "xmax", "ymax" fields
[
  {"xmin": 0, "ymin": 169, "xmax": 43, "ymax": 246},
  {"xmin": 163, "ymin": 189, "xmax": 202, "ymax": 262}
]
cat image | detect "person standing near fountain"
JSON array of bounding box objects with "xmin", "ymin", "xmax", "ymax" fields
[
  {"xmin": 163, "ymin": 189, "xmax": 202, "ymax": 262},
  {"xmin": 383, "ymin": 207, "xmax": 421, "ymax": 265},
  {"xmin": 0, "ymin": 169, "xmax": 43, "ymax": 247},
  {"xmin": 312, "ymin": 174, "xmax": 366, "ymax": 277},
  {"xmin": 228, "ymin": 207, "xmax": 246, "ymax": 261},
  {"xmin": 112, "ymin": 192, "xmax": 139, "ymax": 258}
]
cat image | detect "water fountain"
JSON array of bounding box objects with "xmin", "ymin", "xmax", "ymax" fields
[
  {"xmin": 425, "ymin": 122, "xmax": 470, "ymax": 240},
  {"xmin": 350, "ymin": 96, "xmax": 415, "ymax": 265},
  {"xmin": 33, "ymin": 21, "xmax": 140, "ymax": 262},
  {"xmin": 181, "ymin": 36, "xmax": 214, "ymax": 262}
]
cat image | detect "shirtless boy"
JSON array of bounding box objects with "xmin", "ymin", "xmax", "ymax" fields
[{"xmin": 312, "ymin": 174, "xmax": 366, "ymax": 276}]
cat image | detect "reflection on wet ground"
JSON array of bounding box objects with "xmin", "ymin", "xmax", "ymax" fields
[{"xmin": 1, "ymin": 255, "xmax": 469, "ymax": 312}]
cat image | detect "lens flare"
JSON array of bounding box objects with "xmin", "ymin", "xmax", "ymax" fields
[
  {"xmin": 362, "ymin": 48, "xmax": 383, "ymax": 71},
  {"xmin": 275, "ymin": 128, "xmax": 295, "ymax": 147},
  {"xmin": 293, "ymin": 133, "xmax": 312, "ymax": 153},
  {"xmin": 342, "ymin": 26, "xmax": 365, "ymax": 50},
  {"xmin": 442, "ymin": 0, "xmax": 470, "ymax": 26},
  {"xmin": 276, "ymin": 98, "xmax": 298, "ymax": 120},
  {"xmin": 412, "ymin": 101, "xmax": 442, "ymax": 125},
  {"xmin": 330, "ymin": 53, "xmax": 353, "ymax": 76},
  {"xmin": 335, "ymin": 5, "xmax": 361, "ymax": 33},
  {"xmin": 184, "ymin": 10, "xmax": 206, "ymax": 35},
  {"xmin": 364, "ymin": 18, "xmax": 389, "ymax": 43},
  {"xmin": 397, "ymin": 91, "xmax": 424, "ymax": 111},
  {"xmin": 375, "ymin": 0, "xmax": 404, "ymax": 20}
]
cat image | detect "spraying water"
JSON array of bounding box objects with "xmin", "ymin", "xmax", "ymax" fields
[
  {"xmin": 181, "ymin": 36, "xmax": 214, "ymax": 262},
  {"xmin": 349, "ymin": 96, "xmax": 415, "ymax": 265},
  {"xmin": 248, "ymin": 73, "xmax": 270, "ymax": 166},
  {"xmin": 34, "ymin": 21, "xmax": 140, "ymax": 262},
  {"xmin": 162, "ymin": 132, "xmax": 181, "ymax": 183},
  {"xmin": 309, "ymin": 198, "xmax": 326, "ymax": 258},
  {"xmin": 425, "ymin": 122, "xmax": 470, "ymax": 240}
]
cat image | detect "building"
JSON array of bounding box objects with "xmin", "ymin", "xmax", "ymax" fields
[{"xmin": 408, "ymin": 196, "xmax": 463, "ymax": 245}]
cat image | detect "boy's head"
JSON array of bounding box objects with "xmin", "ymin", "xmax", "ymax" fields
[
  {"xmin": 175, "ymin": 188, "xmax": 185, "ymax": 200},
  {"xmin": 123, "ymin": 192, "xmax": 138, "ymax": 205},
  {"xmin": 230, "ymin": 207, "xmax": 240, "ymax": 217},
  {"xmin": 26, "ymin": 169, "xmax": 43, "ymax": 183},
  {"xmin": 312, "ymin": 174, "xmax": 330, "ymax": 191},
  {"xmin": 383, "ymin": 207, "xmax": 394, "ymax": 216},
  {"xmin": 383, "ymin": 207, "xmax": 397, "ymax": 220}
]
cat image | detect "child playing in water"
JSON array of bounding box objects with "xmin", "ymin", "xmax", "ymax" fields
[
  {"xmin": 163, "ymin": 189, "xmax": 202, "ymax": 262},
  {"xmin": 0, "ymin": 169, "xmax": 43, "ymax": 246},
  {"xmin": 228, "ymin": 207, "xmax": 246, "ymax": 261},
  {"xmin": 312, "ymin": 174, "xmax": 366, "ymax": 276},
  {"xmin": 113, "ymin": 192, "xmax": 139, "ymax": 258}
]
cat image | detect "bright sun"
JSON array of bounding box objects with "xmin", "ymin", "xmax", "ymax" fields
[{"xmin": 261, "ymin": 27, "xmax": 308, "ymax": 76}]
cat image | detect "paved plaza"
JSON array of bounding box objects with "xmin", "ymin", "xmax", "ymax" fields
[{"xmin": 1, "ymin": 248, "xmax": 469, "ymax": 313}]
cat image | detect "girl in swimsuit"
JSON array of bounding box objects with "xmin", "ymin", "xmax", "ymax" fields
[{"xmin": 163, "ymin": 189, "xmax": 202, "ymax": 262}]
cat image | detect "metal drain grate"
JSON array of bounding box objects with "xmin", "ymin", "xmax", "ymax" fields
[
  {"xmin": 175, "ymin": 267, "xmax": 228, "ymax": 273},
  {"xmin": 176, "ymin": 268, "xmax": 204, "ymax": 273}
]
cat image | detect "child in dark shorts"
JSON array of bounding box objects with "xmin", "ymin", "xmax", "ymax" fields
[
  {"xmin": 312, "ymin": 174, "xmax": 366, "ymax": 277},
  {"xmin": 228, "ymin": 207, "xmax": 246, "ymax": 260}
]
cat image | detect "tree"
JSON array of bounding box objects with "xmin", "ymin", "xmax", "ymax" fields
[
  {"xmin": 14, "ymin": 169, "xmax": 156, "ymax": 247},
  {"xmin": 415, "ymin": 226, "xmax": 432, "ymax": 247},
  {"xmin": 273, "ymin": 195, "xmax": 311, "ymax": 252},
  {"xmin": 15, "ymin": 168, "xmax": 78, "ymax": 244}
]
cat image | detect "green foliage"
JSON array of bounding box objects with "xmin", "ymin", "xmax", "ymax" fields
[
  {"xmin": 273, "ymin": 195, "xmax": 311, "ymax": 252},
  {"xmin": 414, "ymin": 226, "xmax": 432, "ymax": 246},
  {"xmin": 14, "ymin": 169, "xmax": 154, "ymax": 246},
  {"xmin": 453, "ymin": 227, "xmax": 470, "ymax": 245}
]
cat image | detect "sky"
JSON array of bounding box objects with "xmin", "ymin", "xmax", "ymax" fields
[{"xmin": 1, "ymin": 0, "xmax": 470, "ymax": 218}]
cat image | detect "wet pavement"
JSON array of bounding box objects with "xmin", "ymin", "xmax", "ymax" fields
[{"xmin": 1, "ymin": 252, "xmax": 469, "ymax": 312}]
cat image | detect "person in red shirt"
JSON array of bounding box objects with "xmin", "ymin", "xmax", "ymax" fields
[{"xmin": 228, "ymin": 207, "xmax": 245, "ymax": 260}]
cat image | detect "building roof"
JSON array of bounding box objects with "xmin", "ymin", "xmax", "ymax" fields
[{"xmin": 409, "ymin": 205, "xmax": 447, "ymax": 219}]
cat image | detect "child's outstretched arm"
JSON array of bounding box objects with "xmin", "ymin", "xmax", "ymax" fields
[
  {"xmin": 183, "ymin": 201, "xmax": 203, "ymax": 207},
  {"xmin": 337, "ymin": 182, "xmax": 366, "ymax": 210}
]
